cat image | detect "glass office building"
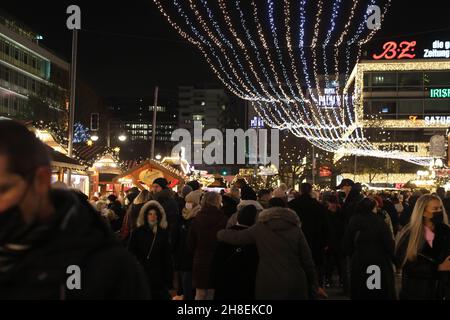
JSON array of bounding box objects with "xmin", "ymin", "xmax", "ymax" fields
[{"xmin": 0, "ymin": 12, "xmax": 69, "ymax": 125}]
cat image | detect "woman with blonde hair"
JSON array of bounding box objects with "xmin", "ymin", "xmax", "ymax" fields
[{"xmin": 395, "ymin": 194, "xmax": 450, "ymax": 300}]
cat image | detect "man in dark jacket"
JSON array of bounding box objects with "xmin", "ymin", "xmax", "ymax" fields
[
  {"xmin": 0, "ymin": 120, "xmax": 150, "ymax": 299},
  {"xmin": 336, "ymin": 179, "xmax": 363, "ymax": 295},
  {"xmin": 289, "ymin": 183, "xmax": 329, "ymax": 287}
]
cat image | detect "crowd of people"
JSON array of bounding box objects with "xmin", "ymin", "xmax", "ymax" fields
[{"xmin": 1, "ymin": 120, "xmax": 449, "ymax": 300}]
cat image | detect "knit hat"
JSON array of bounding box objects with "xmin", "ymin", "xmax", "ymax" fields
[
  {"xmin": 153, "ymin": 177, "xmax": 168, "ymax": 189},
  {"xmin": 186, "ymin": 180, "xmax": 201, "ymax": 191},
  {"xmin": 181, "ymin": 185, "xmax": 193, "ymax": 198},
  {"xmin": 240, "ymin": 185, "xmax": 257, "ymax": 200},
  {"xmin": 237, "ymin": 204, "xmax": 257, "ymax": 227}
]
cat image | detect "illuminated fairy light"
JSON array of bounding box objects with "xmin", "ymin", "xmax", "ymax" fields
[
  {"xmin": 153, "ymin": 0, "xmax": 434, "ymax": 163},
  {"xmin": 153, "ymin": 0, "xmax": 252, "ymax": 100},
  {"xmin": 173, "ymin": 0, "xmax": 258, "ymax": 100},
  {"xmin": 192, "ymin": 0, "xmax": 271, "ymax": 102}
]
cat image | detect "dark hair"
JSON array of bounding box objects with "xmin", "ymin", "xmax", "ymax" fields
[
  {"xmin": 356, "ymin": 198, "xmax": 377, "ymax": 215},
  {"xmin": 269, "ymin": 197, "xmax": 287, "ymax": 208},
  {"xmin": 186, "ymin": 180, "xmax": 201, "ymax": 191},
  {"xmin": 0, "ymin": 120, "xmax": 51, "ymax": 179},
  {"xmin": 241, "ymin": 185, "xmax": 257, "ymax": 201},
  {"xmin": 107, "ymin": 194, "xmax": 117, "ymax": 203},
  {"xmin": 300, "ymin": 183, "xmax": 313, "ymax": 195},
  {"xmin": 258, "ymin": 189, "xmax": 271, "ymax": 199},
  {"xmin": 237, "ymin": 205, "xmax": 257, "ymax": 226}
]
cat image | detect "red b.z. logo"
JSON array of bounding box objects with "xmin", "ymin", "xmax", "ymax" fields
[{"xmin": 373, "ymin": 41, "xmax": 416, "ymax": 60}]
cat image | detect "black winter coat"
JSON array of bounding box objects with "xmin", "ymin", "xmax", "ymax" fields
[
  {"xmin": 213, "ymin": 225, "xmax": 259, "ymax": 300},
  {"xmin": 342, "ymin": 190, "xmax": 364, "ymax": 227},
  {"xmin": 395, "ymin": 223, "xmax": 450, "ymax": 300},
  {"xmin": 128, "ymin": 225, "xmax": 172, "ymax": 300},
  {"xmin": 326, "ymin": 208, "xmax": 345, "ymax": 256},
  {"xmin": 343, "ymin": 212, "xmax": 396, "ymax": 300},
  {"xmin": 0, "ymin": 190, "xmax": 150, "ymax": 300},
  {"xmin": 155, "ymin": 189, "xmax": 180, "ymax": 254},
  {"xmin": 289, "ymin": 194, "xmax": 330, "ymax": 266}
]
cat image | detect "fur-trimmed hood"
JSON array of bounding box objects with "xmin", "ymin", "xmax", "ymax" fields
[
  {"xmin": 137, "ymin": 200, "xmax": 168, "ymax": 230},
  {"xmin": 237, "ymin": 200, "xmax": 264, "ymax": 212},
  {"xmin": 182, "ymin": 204, "xmax": 201, "ymax": 220},
  {"xmin": 258, "ymin": 207, "xmax": 301, "ymax": 229}
]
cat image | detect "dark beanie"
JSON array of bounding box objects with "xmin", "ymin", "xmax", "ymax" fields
[
  {"xmin": 153, "ymin": 178, "xmax": 168, "ymax": 189},
  {"xmin": 240, "ymin": 185, "xmax": 257, "ymax": 200},
  {"xmin": 186, "ymin": 180, "xmax": 201, "ymax": 191},
  {"xmin": 237, "ymin": 205, "xmax": 257, "ymax": 226}
]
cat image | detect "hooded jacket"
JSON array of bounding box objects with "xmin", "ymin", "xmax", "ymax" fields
[
  {"xmin": 218, "ymin": 207, "xmax": 318, "ymax": 300},
  {"xmin": 128, "ymin": 200, "xmax": 171, "ymax": 300},
  {"xmin": 0, "ymin": 190, "xmax": 150, "ymax": 300},
  {"xmin": 226, "ymin": 200, "xmax": 264, "ymax": 228}
]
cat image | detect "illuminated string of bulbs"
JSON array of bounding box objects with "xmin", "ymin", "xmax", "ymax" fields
[{"xmin": 153, "ymin": 0, "xmax": 432, "ymax": 165}]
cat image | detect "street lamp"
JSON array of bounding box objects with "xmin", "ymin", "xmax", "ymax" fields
[
  {"xmin": 91, "ymin": 134, "xmax": 99, "ymax": 142},
  {"xmin": 155, "ymin": 154, "xmax": 162, "ymax": 160},
  {"xmin": 118, "ymin": 134, "xmax": 127, "ymax": 142}
]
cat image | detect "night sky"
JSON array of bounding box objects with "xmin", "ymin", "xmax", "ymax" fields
[{"xmin": 2, "ymin": 0, "xmax": 450, "ymax": 98}]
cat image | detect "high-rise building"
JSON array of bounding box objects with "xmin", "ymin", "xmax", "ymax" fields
[
  {"xmin": 103, "ymin": 96, "xmax": 178, "ymax": 159},
  {"xmin": 0, "ymin": 11, "xmax": 69, "ymax": 127}
]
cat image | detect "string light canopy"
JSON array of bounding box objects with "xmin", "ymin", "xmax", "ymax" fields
[{"xmin": 153, "ymin": 0, "xmax": 435, "ymax": 165}]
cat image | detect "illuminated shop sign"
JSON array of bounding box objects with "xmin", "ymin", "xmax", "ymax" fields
[
  {"xmin": 318, "ymin": 88, "xmax": 341, "ymax": 108},
  {"xmin": 374, "ymin": 143, "xmax": 430, "ymax": 157},
  {"xmin": 250, "ymin": 116, "xmax": 264, "ymax": 128},
  {"xmin": 430, "ymin": 88, "xmax": 450, "ymax": 98},
  {"xmin": 425, "ymin": 116, "xmax": 450, "ymax": 126},
  {"xmin": 372, "ymin": 40, "xmax": 450, "ymax": 60},
  {"xmin": 378, "ymin": 144, "xmax": 419, "ymax": 153},
  {"xmin": 424, "ymin": 40, "xmax": 450, "ymax": 59}
]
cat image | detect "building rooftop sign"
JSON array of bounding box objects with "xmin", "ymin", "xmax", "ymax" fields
[{"xmin": 371, "ymin": 40, "xmax": 450, "ymax": 61}]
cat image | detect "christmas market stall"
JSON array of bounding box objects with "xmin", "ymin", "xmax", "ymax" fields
[
  {"xmin": 75, "ymin": 145, "xmax": 124, "ymax": 197},
  {"xmin": 113, "ymin": 159, "xmax": 187, "ymax": 192}
]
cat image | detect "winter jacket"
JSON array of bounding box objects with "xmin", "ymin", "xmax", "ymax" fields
[
  {"xmin": 395, "ymin": 223, "xmax": 450, "ymax": 300},
  {"xmin": 154, "ymin": 188, "xmax": 180, "ymax": 254},
  {"xmin": 0, "ymin": 190, "xmax": 150, "ymax": 300},
  {"xmin": 213, "ymin": 225, "xmax": 259, "ymax": 300},
  {"xmin": 120, "ymin": 202, "xmax": 145, "ymax": 242},
  {"xmin": 326, "ymin": 208, "xmax": 345, "ymax": 256},
  {"xmin": 107, "ymin": 200, "xmax": 125, "ymax": 233},
  {"xmin": 177, "ymin": 204, "xmax": 201, "ymax": 272},
  {"xmin": 343, "ymin": 212, "xmax": 396, "ymax": 300},
  {"xmin": 289, "ymin": 194, "xmax": 330, "ymax": 266},
  {"xmin": 188, "ymin": 205, "xmax": 228, "ymax": 289},
  {"xmin": 128, "ymin": 200, "xmax": 171, "ymax": 300},
  {"xmin": 342, "ymin": 190, "xmax": 364, "ymax": 227},
  {"xmin": 226, "ymin": 200, "xmax": 264, "ymax": 228},
  {"xmin": 217, "ymin": 207, "xmax": 319, "ymax": 300}
]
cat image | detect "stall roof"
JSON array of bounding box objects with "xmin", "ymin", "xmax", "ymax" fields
[{"xmin": 48, "ymin": 146, "xmax": 86, "ymax": 171}]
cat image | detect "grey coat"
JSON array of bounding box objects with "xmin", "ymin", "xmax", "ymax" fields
[{"xmin": 217, "ymin": 207, "xmax": 318, "ymax": 300}]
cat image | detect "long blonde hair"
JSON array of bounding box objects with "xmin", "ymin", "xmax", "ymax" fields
[{"xmin": 396, "ymin": 194, "xmax": 449, "ymax": 266}]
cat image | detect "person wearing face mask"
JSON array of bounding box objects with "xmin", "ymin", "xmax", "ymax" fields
[
  {"xmin": 0, "ymin": 120, "xmax": 150, "ymax": 299},
  {"xmin": 343, "ymin": 198, "xmax": 396, "ymax": 300},
  {"xmin": 128, "ymin": 201, "xmax": 172, "ymax": 300},
  {"xmin": 395, "ymin": 194, "xmax": 450, "ymax": 300}
]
